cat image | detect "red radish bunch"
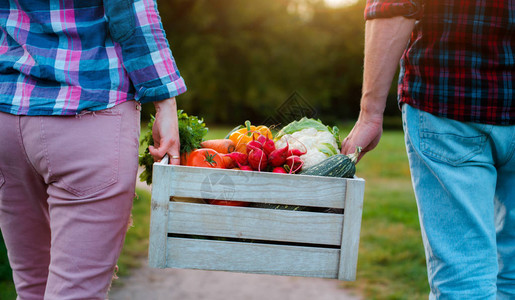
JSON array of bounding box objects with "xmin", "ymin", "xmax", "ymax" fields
[
  {"xmin": 258, "ymin": 135, "xmax": 276, "ymax": 156},
  {"xmin": 246, "ymin": 136, "xmax": 269, "ymax": 171},
  {"xmin": 224, "ymin": 133, "xmax": 304, "ymax": 174}
]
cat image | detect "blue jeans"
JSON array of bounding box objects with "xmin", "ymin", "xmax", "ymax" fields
[{"xmin": 402, "ymin": 104, "xmax": 515, "ymax": 299}]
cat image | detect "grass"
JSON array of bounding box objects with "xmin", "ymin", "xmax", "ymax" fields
[
  {"xmin": 1, "ymin": 124, "xmax": 429, "ymax": 300},
  {"xmin": 0, "ymin": 282, "xmax": 16, "ymax": 299},
  {"xmin": 204, "ymin": 126, "xmax": 234, "ymax": 140},
  {"xmin": 0, "ymin": 228, "xmax": 15, "ymax": 298},
  {"xmin": 115, "ymin": 188, "xmax": 152, "ymax": 279}
]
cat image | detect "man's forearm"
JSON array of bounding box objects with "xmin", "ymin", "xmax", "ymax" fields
[
  {"xmin": 341, "ymin": 16, "xmax": 416, "ymax": 158},
  {"xmin": 361, "ymin": 17, "xmax": 416, "ymax": 118}
]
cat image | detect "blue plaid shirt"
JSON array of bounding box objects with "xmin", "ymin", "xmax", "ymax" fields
[{"xmin": 0, "ymin": 0, "xmax": 186, "ymax": 115}]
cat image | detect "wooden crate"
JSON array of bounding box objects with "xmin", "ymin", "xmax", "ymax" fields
[{"xmin": 148, "ymin": 160, "xmax": 365, "ymax": 281}]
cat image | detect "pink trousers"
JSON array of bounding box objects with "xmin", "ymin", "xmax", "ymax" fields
[{"xmin": 0, "ymin": 101, "xmax": 141, "ymax": 299}]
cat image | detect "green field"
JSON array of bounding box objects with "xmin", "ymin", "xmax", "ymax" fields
[{"xmin": 0, "ymin": 126, "xmax": 429, "ymax": 299}]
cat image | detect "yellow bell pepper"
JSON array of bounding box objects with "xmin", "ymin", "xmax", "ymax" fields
[{"xmin": 229, "ymin": 121, "xmax": 273, "ymax": 153}]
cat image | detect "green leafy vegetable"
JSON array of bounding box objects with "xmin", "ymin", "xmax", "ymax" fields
[
  {"xmin": 329, "ymin": 126, "xmax": 341, "ymax": 150},
  {"xmin": 138, "ymin": 116, "xmax": 157, "ymax": 185},
  {"xmin": 177, "ymin": 110, "xmax": 209, "ymax": 154},
  {"xmin": 320, "ymin": 142, "xmax": 339, "ymax": 156},
  {"xmin": 138, "ymin": 110, "xmax": 208, "ymax": 184},
  {"xmin": 275, "ymin": 117, "xmax": 329, "ymax": 137},
  {"xmin": 275, "ymin": 117, "xmax": 341, "ymax": 150}
]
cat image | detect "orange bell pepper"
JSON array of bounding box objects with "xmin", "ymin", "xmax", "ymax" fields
[{"xmin": 229, "ymin": 121, "xmax": 273, "ymax": 153}]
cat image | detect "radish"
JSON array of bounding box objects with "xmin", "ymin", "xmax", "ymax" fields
[
  {"xmin": 239, "ymin": 165, "xmax": 254, "ymax": 171},
  {"xmin": 288, "ymin": 148, "xmax": 307, "ymax": 157},
  {"xmin": 248, "ymin": 148, "xmax": 267, "ymax": 171},
  {"xmin": 272, "ymin": 167, "xmax": 287, "ymax": 173},
  {"xmin": 285, "ymin": 155, "xmax": 303, "ymax": 173},
  {"xmin": 267, "ymin": 143, "xmax": 289, "ymax": 167},
  {"xmin": 258, "ymin": 135, "xmax": 276, "ymax": 156},
  {"xmin": 246, "ymin": 140, "xmax": 263, "ymax": 154},
  {"xmin": 227, "ymin": 152, "xmax": 248, "ymax": 167},
  {"xmin": 257, "ymin": 135, "xmax": 267, "ymax": 144}
]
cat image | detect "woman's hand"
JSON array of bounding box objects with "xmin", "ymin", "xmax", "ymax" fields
[{"xmin": 148, "ymin": 97, "xmax": 181, "ymax": 165}]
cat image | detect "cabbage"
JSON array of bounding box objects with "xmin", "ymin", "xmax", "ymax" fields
[{"xmin": 275, "ymin": 118, "xmax": 341, "ymax": 169}]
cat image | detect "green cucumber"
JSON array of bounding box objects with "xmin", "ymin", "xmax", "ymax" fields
[{"xmin": 301, "ymin": 147, "xmax": 361, "ymax": 178}]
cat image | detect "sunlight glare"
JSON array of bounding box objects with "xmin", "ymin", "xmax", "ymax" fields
[{"xmin": 325, "ymin": 0, "xmax": 359, "ymax": 8}]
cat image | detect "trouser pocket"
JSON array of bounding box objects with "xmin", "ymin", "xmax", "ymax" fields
[
  {"xmin": 40, "ymin": 109, "xmax": 122, "ymax": 197},
  {"xmin": 418, "ymin": 108, "xmax": 490, "ymax": 166}
]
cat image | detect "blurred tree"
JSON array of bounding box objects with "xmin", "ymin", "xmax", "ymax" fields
[
  {"xmin": 309, "ymin": 1, "xmax": 365, "ymax": 123},
  {"xmin": 145, "ymin": 0, "xmax": 399, "ymax": 126}
]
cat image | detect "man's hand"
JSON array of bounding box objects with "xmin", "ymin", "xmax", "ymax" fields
[
  {"xmin": 341, "ymin": 110, "xmax": 383, "ymax": 162},
  {"xmin": 341, "ymin": 17, "xmax": 415, "ymax": 162},
  {"xmin": 148, "ymin": 97, "xmax": 181, "ymax": 165}
]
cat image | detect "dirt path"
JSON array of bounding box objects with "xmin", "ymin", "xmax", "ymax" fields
[
  {"xmin": 108, "ymin": 263, "xmax": 361, "ymax": 300},
  {"xmin": 108, "ymin": 171, "xmax": 362, "ymax": 300}
]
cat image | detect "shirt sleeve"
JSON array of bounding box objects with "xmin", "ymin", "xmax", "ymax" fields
[
  {"xmin": 365, "ymin": 0, "xmax": 424, "ymax": 20},
  {"xmin": 105, "ymin": 0, "xmax": 187, "ymax": 104}
]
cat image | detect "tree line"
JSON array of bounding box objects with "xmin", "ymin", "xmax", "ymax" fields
[{"xmin": 148, "ymin": 0, "xmax": 401, "ymax": 126}]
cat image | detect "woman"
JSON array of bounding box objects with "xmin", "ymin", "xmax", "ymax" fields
[{"xmin": 0, "ymin": 0, "xmax": 185, "ymax": 298}]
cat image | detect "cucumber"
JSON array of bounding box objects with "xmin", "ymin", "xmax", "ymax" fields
[{"xmin": 301, "ymin": 147, "xmax": 361, "ymax": 178}]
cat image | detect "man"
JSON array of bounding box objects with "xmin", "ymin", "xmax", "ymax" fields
[
  {"xmin": 0, "ymin": 0, "xmax": 184, "ymax": 298},
  {"xmin": 341, "ymin": 0, "xmax": 514, "ymax": 298}
]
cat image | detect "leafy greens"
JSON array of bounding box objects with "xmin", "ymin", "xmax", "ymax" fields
[{"xmin": 138, "ymin": 110, "xmax": 208, "ymax": 184}]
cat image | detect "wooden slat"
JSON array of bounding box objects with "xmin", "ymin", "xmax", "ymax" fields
[
  {"xmin": 148, "ymin": 163, "xmax": 176, "ymax": 268},
  {"xmin": 338, "ymin": 178, "xmax": 365, "ymax": 281},
  {"xmin": 163, "ymin": 165, "xmax": 348, "ymax": 208},
  {"xmin": 168, "ymin": 202, "xmax": 344, "ymax": 245},
  {"xmin": 166, "ymin": 238, "xmax": 340, "ymax": 278}
]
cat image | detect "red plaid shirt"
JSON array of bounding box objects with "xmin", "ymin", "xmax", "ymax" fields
[{"xmin": 365, "ymin": 0, "xmax": 515, "ymax": 125}]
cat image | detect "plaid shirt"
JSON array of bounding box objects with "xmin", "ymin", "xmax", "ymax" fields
[
  {"xmin": 0, "ymin": 0, "xmax": 186, "ymax": 116},
  {"xmin": 366, "ymin": 0, "xmax": 514, "ymax": 125}
]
